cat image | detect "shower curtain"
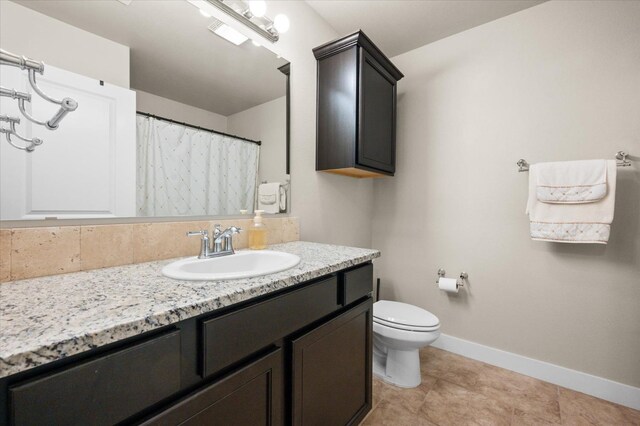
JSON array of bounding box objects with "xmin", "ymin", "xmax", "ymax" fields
[{"xmin": 136, "ymin": 115, "xmax": 260, "ymax": 216}]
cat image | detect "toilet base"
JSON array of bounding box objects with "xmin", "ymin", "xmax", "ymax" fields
[{"xmin": 373, "ymin": 345, "xmax": 422, "ymax": 388}]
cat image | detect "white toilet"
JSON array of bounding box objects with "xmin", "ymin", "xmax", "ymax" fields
[{"xmin": 373, "ymin": 300, "xmax": 441, "ymax": 388}]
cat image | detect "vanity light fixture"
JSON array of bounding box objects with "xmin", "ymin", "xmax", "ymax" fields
[
  {"xmin": 272, "ymin": 14, "xmax": 290, "ymax": 34},
  {"xmin": 247, "ymin": 0, "xmax": 266, "ymax": 18},
  {"xmin": 200, "ymin": 0, "xmax": 289, "ymax": 44}
]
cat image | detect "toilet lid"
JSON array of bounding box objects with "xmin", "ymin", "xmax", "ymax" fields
[{"xmin": 373, "ymin": 301, "xmax": 440, "ymax": 330}]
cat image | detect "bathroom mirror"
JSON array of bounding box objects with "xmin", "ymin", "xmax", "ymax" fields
[{"xmin": 0, "ymin": 0, "xmax": 290, "ymax": 221}]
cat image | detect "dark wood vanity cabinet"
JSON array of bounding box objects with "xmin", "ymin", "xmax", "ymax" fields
[
  {"xmin": 314, "ymin": 31, "xmax": 404, "ymax": 178},
  {"xmin": 0, "ymin": 262, "xmax": 374, "ymax": 426}
]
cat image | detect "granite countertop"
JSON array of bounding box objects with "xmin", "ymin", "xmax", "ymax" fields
[{"xmin": 0, "ymin": 241, "xmax": 380, "ymax": 379}]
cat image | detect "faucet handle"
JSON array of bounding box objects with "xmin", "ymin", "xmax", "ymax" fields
[
  {"xmin": 187, "ymin": 230, "xmax": 210, "ymax": 259},
  {"xmin": 186, "ymin": 230, "xmax": 208, "ymax": 238},
  {"xmin": 222, "ymin": 226, "xmax": 241, "ymax": 254},
  {"xmin": 213, "ymin": 224, "xmax": 222, "ymax": 238}
]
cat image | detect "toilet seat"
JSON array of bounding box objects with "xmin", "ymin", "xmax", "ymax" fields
[
  {"xmin": 373, "ymin": 300, "xmax": 440, "ymax": 332},
  {"xmin": 374, "ymin": 317, "xmax": 440, "ymax": 332}
]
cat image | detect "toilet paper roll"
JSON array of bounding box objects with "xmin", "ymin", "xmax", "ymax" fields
[{"xmin": 438, "ymin": 277, "xmax": 459, "ymax": 293}]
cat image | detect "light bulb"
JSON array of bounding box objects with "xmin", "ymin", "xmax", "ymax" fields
[
  {"xmin": 248, "ymin": 1, "xmax": 266, "ymax": 18},
  {"xmin": 199, "ymin": 9, "xmax": 211, "ymax": 18},
  {"xmin": 273, "ymin": 14, "xmax": 289, "ymax": 33},
  {"xmin": 252, "ymin": 39, "xmax": 261, "ymax": 47}
]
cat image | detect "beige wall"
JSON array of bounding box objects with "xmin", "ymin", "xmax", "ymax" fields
[
  {"xmin": 267, "ymin": 1, "xmax": 375, "ymax": 248},
  {"xmin": 0, "ymin": 1, "xmax": 130, "ymax": 88},
  {"xmin": 227, "ymin": 96, "xmax": 287, "ymax": 184},
  {"xmin": 135, "ymin": 90, "xmax": 228, "ymax": 131},
  {"xmin": 372, "ymin": 0, "xmax": 640, "ymax": 387}
]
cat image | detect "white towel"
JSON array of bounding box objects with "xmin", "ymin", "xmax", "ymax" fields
[
  {"xmin": 527, "ymin": 160, "xmax": 616, "ymax": 244},
  {"xmin": 258, "ymin": 182, "xmax": 281, "ymax": 214},
  {"xmin": 536, "ymin": 159, "xmax": 607, "ymax": 203},
  {"xmin": 279, "ymin": 185, "xmax": 287, "ymax": 212}
]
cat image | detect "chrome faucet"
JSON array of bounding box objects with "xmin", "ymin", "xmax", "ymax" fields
[{"xmin": 187, "ymin": 225, "xmax": 242, "ymax": 259}]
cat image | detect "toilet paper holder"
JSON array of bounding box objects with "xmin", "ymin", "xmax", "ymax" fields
[{"xmin": 436, "ymin": 269, "xmax": 468, "ymax": 287}]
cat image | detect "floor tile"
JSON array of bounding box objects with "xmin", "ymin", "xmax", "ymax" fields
[
  {"xmin": 377, "ymin": 375, "xmax": 438, "ymax": 414},
  {"xmin": 558, "ymin": 387, "xmax": 639, "ymax": 425},
  {"xmin": 362, "ymin": 399, "xmax": 437, "ymax": 426},
  {"xmin": 438, "ymin": 353, "xmax": 487, "ymax": 389},
  {"xmin": 372, "ymin": 377, "xmax": 386, "ymax": 409},
  {"xmin": 622, "ymin": 406, "xmax": 640, "ymax": 425},
  {"xmin": 365, "ymin": 348, "xmax": 639, "ymax": 426},
  {"xmin": 511, "ymin": 408, "xmax": 561, "ymax": 425},
  {"xmin": 473, "ymin": 363, "xmax": 561, "ymax": 423},
  {"xmin": 422, "ymin": 348, "xmax": 561, "ymax": 423},
  {"xmin": 420, "ymin": 346, "xmax": 488, "ymax": 390},
  {"xmin": 419, "ymin": 379, "xmax": 513, "ymax": 426},
  {"xmin": 419, "ymin": 346, "xmax": 460, "ymax": 379}
]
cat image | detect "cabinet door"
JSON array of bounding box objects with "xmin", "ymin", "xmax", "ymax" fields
[
  {"xmin": 291, "ymin": 299, "xmax": 372, "ymax": 426},
  {"xmin": 142, "ymin": 348, "xmax": 283, "ymax": 426},
  {"xmin": 315, "ymin": 46, "xmax": 359, "ymax": 172},
  {"xmin": 357, "ymin": 50, "xmax": 397, "ymax": 174}
]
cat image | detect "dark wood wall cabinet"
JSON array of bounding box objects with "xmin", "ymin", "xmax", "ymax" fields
[
  {"xmin": 314, "ymin": 31, "xmax": 404, "ymax": 178},
  {"xmin": 0, "ymin": 262, "xmax": 374, "ymax": 426}
]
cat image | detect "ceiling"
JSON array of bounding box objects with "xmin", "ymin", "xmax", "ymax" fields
[
  {"xmin": 306, "ymin": 0, "xmax": 546, "ymax": 58},
  {"xmin": 14, "ymin": 0, "xmax": 287, "ymax": 116}
]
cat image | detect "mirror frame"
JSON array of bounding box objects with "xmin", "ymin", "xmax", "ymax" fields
[{"xmin": 278, "ymin": 63, "xmax": 290, "ymax": 175}]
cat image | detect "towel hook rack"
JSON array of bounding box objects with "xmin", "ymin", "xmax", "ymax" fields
[
  {"xmin": 517, "ymin": 151, "xmax": 632, "ymax": 172},
  {"xmin": 0, "ymin": 49, "xmax": 78, "ymax": 152},
  {"xmin": 0, "ymin": 115, "xmax": 42, "ymax": 151}
]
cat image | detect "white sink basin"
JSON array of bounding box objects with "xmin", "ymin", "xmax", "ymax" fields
[{"xmin": 162, "ymin": 250, "xmax": 301, "ymax": 281}]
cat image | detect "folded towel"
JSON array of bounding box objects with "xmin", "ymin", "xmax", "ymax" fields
[
  {"xmin": 279, "ymin": 185, "xmax": 287, "ymax": 212},
  {"xmin": 258, "ymin": 182, "xmax": 281, "ymax": 214},
  {"xmin": 536, "ymin": 159, "xmax": 607, "ymax": 203},
  {"xmin": 527, "ymin": 160, "xmax": 616, "ymax": 244}
]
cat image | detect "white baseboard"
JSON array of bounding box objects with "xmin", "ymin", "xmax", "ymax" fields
[{"xmin": 431, "ymin": 334, "xmax": 640, "ymax": 411}]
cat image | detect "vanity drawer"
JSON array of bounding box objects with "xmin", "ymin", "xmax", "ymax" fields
[
  {"xmin": 342, "ymin": 263, "xmax": 373, "ymax": 305},
  {"xmin": 201, "ymin": 276, "xmax": 339, "ymax": 377},
  {"xmin": 9, "ymin": 330, "xmax": 181, "ymax": 426}
]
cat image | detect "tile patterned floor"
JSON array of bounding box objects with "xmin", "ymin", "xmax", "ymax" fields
[{"xmin": 361, "ymin": 347, "xmax": 640, "ymax": 426}]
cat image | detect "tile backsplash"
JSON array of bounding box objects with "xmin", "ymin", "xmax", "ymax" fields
[{"xmin": 0, "ymin": 217, "xmax": 299, "ymax": 283}]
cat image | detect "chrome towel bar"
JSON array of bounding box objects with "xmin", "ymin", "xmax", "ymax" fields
[{"xmin": 517, "ymin": 151, "xmax": 632, "ymax": 172}]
